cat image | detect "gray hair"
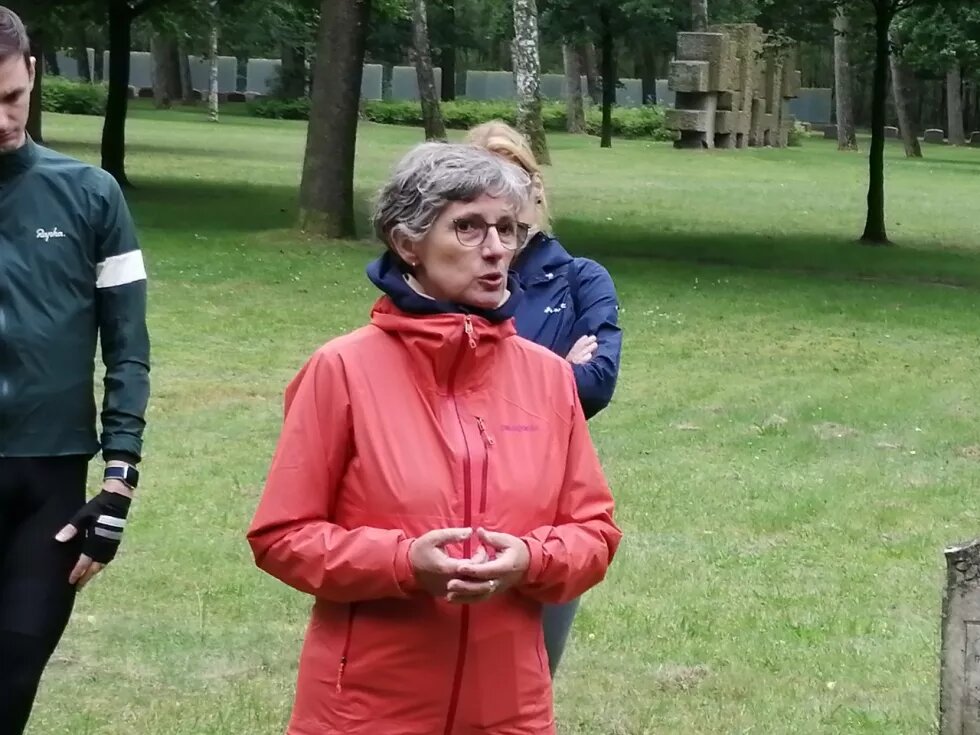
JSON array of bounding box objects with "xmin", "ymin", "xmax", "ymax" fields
[{"xmin": 373, "ymin": 142, "xmax": 532, "ymax": 248}]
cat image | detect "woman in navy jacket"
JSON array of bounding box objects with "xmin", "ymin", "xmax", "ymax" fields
[{"xmin": 467, "ymin": 121, "xmax": 623, "ymax": 674}]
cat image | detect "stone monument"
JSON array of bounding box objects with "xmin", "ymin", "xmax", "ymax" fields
[
  {"xmin": 939, "ymin": 539, "xmax": 980, "ymax": 735},
  {"xmin": 665, "ymin": 23, "xmax": 801, "ymax": 150}
]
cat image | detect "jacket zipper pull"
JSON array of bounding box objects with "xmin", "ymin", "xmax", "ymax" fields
[
  {"xmin": 336, "ymin": 656, "xmax": 347, "ymax": 693},
  {"xmin": 476, "ymin": 417, "xmax": 495, "ymax": 446},
  {"xmin": 463, "ymin": 316, "xmax": 476, "ymax": 349}
]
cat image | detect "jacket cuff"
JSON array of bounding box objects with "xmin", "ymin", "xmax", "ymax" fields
[
  {"xmin": 522, "ymin": 537, "xmax": 544, "ymax": 586},
  {"xmin": 394, "ymin": 538, "xmax": 418, "ymax": 596},
  {"xmin": 103, "ymin": 450, "xmax": 141, "ymax": 465}
]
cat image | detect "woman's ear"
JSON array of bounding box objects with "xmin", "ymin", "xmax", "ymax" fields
[{"xmin": 389, "ymin": 229, "xmax": 420, "ymax": 268}]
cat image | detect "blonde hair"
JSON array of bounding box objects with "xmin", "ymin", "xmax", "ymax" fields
[{"xmin": 465, "ymin": 120, "xmax": 551, "ymax": 233}]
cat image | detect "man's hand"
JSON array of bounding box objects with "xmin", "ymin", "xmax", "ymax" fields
[
  {"xmin": 54, "ymin": 473, "xmax": 133, "ymax": 590},
  {"xmin": 408, "ymin": 528, "xmax": 473, "ymax": 596},
  {"xmin": 566, "ymin": 335, "xmax": 598, "ymax": 365},
  {"xmin": 451, "ymin": 528, "xmax": 530, "ymax": 600}
]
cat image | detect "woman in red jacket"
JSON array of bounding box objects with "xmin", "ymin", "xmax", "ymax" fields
[{"xmin": 247, "ymin": 142, "xmax": 621, "ymax": 735}]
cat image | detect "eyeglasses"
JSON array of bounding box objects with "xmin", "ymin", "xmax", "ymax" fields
[{"xmin": 452, "ymin": 216, "xmax": 530, "ymax": 251}]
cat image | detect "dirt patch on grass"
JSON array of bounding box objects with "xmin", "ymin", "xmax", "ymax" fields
[
  {"xmin": 813, "ymin": 422, "xmax": 859, "ymax": 440},
  {"xmin": 653, "ymin": 664, "xmax": 711, "ymax": 691},
  {"xmin": 956, "ymin": 445, "xmax": 980, "ymax": 460}
]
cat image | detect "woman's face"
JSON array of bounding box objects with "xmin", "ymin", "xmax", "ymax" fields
[{"xmin": 393, "ymin": 194, "xmax": 522, "ymax": 310}]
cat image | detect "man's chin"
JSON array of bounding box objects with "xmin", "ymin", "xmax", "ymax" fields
[{"xmin": 0, "ymin": 132, "xmax": 25, "ymax": 152}]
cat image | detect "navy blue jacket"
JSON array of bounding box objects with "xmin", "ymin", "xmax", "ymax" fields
[{"xmin": 512, "ymin": 233, "xmax": 621, "ymax": 419}]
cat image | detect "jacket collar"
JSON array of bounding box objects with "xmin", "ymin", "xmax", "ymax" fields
[
  {"xmin": 367, "ymin": 252, "xmax": 520, "ymax": 392},
  {"xmin": 0, "ymin": 136, "xmax": 38, "ymax": 183},
  {"xmin": 514, "ymin": 232, "xmax": 573, "ymax": 285}
]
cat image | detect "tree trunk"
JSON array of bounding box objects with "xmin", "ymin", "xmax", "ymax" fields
[
  {"xmin": 581, "ymin": 42, "xmax": 601, "ymax": 105},
  {"xmin": 637, "ymin": 39, "xmax": 658, "ymax": 104},
  {"xmin": 73, "ymin": 27, "xmax": 92, "ymax": 83},
  {"xmin": 208, "ymin": 7, "xmax": 219, "ymax": 123},
  {"xmin": 563, "ymin": 43, "xmax": 585, "ymax": 133},
  {"xmin": 439, "ymin": 0, "xmax": 456, "ymax": 101},
  {"xmin": 151, "ymin": 33, "xmax": 174, "ymax": 108},
  {"xmin": 888, "ymin": 27, "xmax": 922, "ymax": 159},
  {"xmin": 861, "ymin": 4, "xmax": 892, "ymax": 245},
  {"xmin": 833, "ymin": 9, "xmax": 857, "ymax": 151},
  {"xmin": 279, "ymin": 44, "xmax": 307, "ymax": 99},
  {"xmin": 298, "ymin": 0, "xmax": 371, "ymax": 239},
  {"xmin": 512, "ymin": 0, "xmax": 550, "ymax": 164},
  {"xmin": 947, "ymin": 64, "xmax": 965, "ymax": 145},
  {"xmin": 691, "ymin": 0, "xmax": 708, "ymax": 32},
  {"xmin": 599, "ymin": 8, "xmax": 615, "ymax": 149},
  {"xmin": 412, "ymin": 0, "xmax": 446, "ymax": 141},
  {"xmin": 179, "ymin": 42, "xmax": 195, "ymax": 103},
  {"xmin": 43, "ymin": 48, "xmax": 59, "ymax": 76},
  {"xmin": 101, "ymin": 0, "xmax": 133, "ymax": 186},
  {"xmin": 27, "ymin": 32, "xmax": 43, "ymax": 143}
]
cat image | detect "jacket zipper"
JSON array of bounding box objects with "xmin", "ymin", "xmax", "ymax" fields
[
  {"xmin": 444, "ymin": 316, "xmax": 477, "ymax": 735},
  {"xmin": 476, "ymin": 417, "xmax": 493, "ymax": 514},
  {"xmin": 336, "ymin": 602, "xmax": 358, "ymax": 693}
]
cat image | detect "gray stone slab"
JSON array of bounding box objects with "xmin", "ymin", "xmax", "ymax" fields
[
  {"xmin": 924, "ymin": 128, "xmax": 946, "ymax": 144},
  {"xmin": 188, "ymin": 55, "xmax": 237, "ymax": 93},
  {"xmin": 391, "ymin": 65, "xmax": 442, "ymax": 101},
  {"xmin": 884, "ymin": 125, "xmax": 900, "ymax": 139},
  {"xmin": 616, "ymin": 78, "xmax": 642, "ymax": 108},
  {"xmin": 823, "ymin": 124, "xmax": 838, "ymax": 139},
  {"xmin": 540, "ymin": 73, "xmax": 564, "ymax": 100},
  {"xmin": 102, "ymin": 51, "xmax": 152, "ymax": 89},
  {"xmin": 971, "ymin": 131, "xmax": 980, "ymax": 147},
  {"xmin": 465, "ymin": 70, "xmax": 516, "ymax": 101},
  {"xmin": 656, "ymin": 79, "xmax": 675, "ymax": 108},
  {"xmin": 669, "ymin": 60, "xmax": 711, "ymax": 93},
  {"xmin": 939, "ymin": 540, "xmax": 980, "ymax": 735},
  {"xmin": 246, "ymin": 58, "xmax": 280, "ymax": 94},
  {"xmin": 788, "ymin": 88, "xmax": 832, "ymax": 124},
  {"xmin": 362, "ymin": 64, "xmax": 383, "ymax": 101},
  {"xmin": 53, "ymin": 49, "xmax": 96, "ymax": 80}
]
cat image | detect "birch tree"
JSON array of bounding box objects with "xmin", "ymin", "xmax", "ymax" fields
[{"xmin": 513, "ymin": 0, "xmax": 551, "ymax": 164}]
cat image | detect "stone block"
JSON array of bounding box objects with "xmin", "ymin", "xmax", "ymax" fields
[
  {"xmin": 188, "ymin": 55, "xmax": 237, "ymax": 93},
  {"xmin": 465, "ymin": 70, "xmax": 516, "ymax": 100},
  {"xmin": 971, "ymin": 131, "xmax": 980, "ymax": 147},
  {"xmin": 782, "ymin": 69, "xmax": 802, "ymax": 99},
  {"xmin": 717, "ymin": 90, "xmax": 743, "ymax": 111},
  {"xmin": 884, "ymin": 125, "xmax": 900, "ymax": 139},
  {"xmin": 656, "ymin": 79, "xmax": 675, "ymax": 107},
  {"xmin": 938, "ymin": 541, "xmax": 980, "ymax": 735},
  {"xmin": 676, "ymin": 32, "xmax": 733, "ymax": 91},
  {"xmin": 616, "ymin": 79, "xmax": 643, "ymax": 107},
  {"xmin": 924, "ymin": 128, "xmax": 946, "ymax": 144},
  {"xmin": 669, "ymin": 60, "xmax": 711, "ymax": 93},
  {"xmin": 715, "ymin": 110, "xmax": 737, "ymax": 135},
  {"xmin": 666, "ymin": 108, "xmax": 714, "ymax": 133},
  {"xmin": 391, "ymin": 65, "xmax": 441, "ymax": 101},
  {"xmin": 138, "ymin": 87, "xmax": 154, "ymax": 99},
  {"xmin": 362, "ymin": 64, "xmax": 383, "ymax": 101},
  {"xmin": 246, "ymin": 58, "xmax": 279, "ymax": 94},
  {"xmin": 227, "ymin": 91, "xmax": 246, "ymax": 103}
]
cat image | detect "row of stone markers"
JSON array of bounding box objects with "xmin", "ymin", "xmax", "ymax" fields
[
  {"xmin": 820, "ymin": 124, "xmax": 980, "ymax": 146},
  {"xmin": 664, "ymin": 23, "xmax": 802, "ymax": 149}
]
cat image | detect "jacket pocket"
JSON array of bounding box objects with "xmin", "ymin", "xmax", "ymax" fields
[{"xmin": 335, "ymin": 602, "xmax": 359, "ymax": 693}]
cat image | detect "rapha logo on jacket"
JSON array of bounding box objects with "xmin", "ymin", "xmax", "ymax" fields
[
  {"xmin": 36, "ymin": 227, "xmax": 67, "ymax": 242},
  {"xmin": 543, "ymin": 302, "xmax": 567, "ymax": 315}
]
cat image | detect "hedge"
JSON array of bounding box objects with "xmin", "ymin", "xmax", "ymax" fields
[{"xmin": 41, "ymin": 77, "xmax": 107, "ymax": 116}]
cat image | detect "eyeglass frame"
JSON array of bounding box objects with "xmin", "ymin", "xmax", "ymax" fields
[{"xmin": 451, "ymin": 216, "xmax": 531, "ymax": 252}]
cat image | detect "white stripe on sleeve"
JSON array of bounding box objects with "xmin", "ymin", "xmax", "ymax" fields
[{"xmin": 96, "ymin": 250, "xmax": 147, "ymax": 289}]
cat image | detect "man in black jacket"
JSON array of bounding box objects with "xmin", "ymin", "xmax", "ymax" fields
[{"xmin": 0, "ymin": 8, "xmax": 150, "ymax": 733}]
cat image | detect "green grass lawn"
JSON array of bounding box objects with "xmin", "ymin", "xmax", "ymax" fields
[{"xmin": 29, "ymin": 108, "xmax": 980, "ymax": 735}]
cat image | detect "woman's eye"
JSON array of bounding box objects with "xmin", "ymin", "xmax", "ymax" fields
[
  {"xmin": 497, "ymin": 222, "xmax": 515, "ymax": 236},
  {"xmin": 456, "ymin": 220, "xmax": 475, "ymax": 232}
]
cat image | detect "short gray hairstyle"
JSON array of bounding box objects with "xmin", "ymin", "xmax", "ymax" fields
[{"xmin": 373, "ymin": 142, "xmax": 532, "ymax": 248}]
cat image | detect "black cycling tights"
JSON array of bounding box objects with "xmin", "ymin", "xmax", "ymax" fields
[{"xmin": 0, "ymin": 457, "xmax": 87, "ymax": 735}]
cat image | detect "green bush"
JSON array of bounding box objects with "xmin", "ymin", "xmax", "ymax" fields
[
  {"xmin": 248, "ymin": 97, "xmax": 672, "ymax": 141},
  {"xmin": 787, "ymin": 121, "xmax": 806, "ymax": 147},
  {"xmin": 248, "ymin": 97, "xmax": 312, "ymax": 120},
  {"xmin": 41, "ymin": 77, "xmax": 107, "ymax": 116}
]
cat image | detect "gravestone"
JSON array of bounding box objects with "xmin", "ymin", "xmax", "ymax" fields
[
  {"xmin": 246, "ymin": 58, "xmax": 279, "ymax": 94},
  {"xmin": 656, "ymin": 79, "xmax": 675, "ymax": 107},
  {"xmin": 970, "ymin": 131, "xmax": 980, "ymax": 147},
  {"xmin": 616, "ymin": 79, "xmax": 643, "ymax": 108},
  {"xmin": 188, "ymin": 55, "xmax": 237, "ymax": 93},
  {"xmin": 391, "ymin": 65, "xmax": 441, "ymax": 101},
  {"xmin": 884, "ymin": 125, "xmax": 899, "ymax": 139},
  {"xmin": 54, "ymin": 50, "xmax": 96, "ymax": 81},
  {"xmin": 362, "ymin": 64, "xmax": 383, "ymax": 101},
  {"xmin": 788, "ymin": 88, "xmax": 832, "ymax": 125},
  {"xmin": 104, "ymin": 51, "xmax": 152, "ymax": 89},
  {"xmin": 939, "ymin": 540, "xmax": 980, "ymax": 735},
  {"xmin": 823, "ymin": 124, "xmax": 838, "ymax": 140},
  {"xmin": 924, "ymin": 128, "xmax": 946, "ymax": 144},
  {"xmin": 540, "ymin": 73, "xmax": 564, "ymax": 100},
  {"xmin": 465, "ymin": 70, "xmax": 516, "ymax": 100}
]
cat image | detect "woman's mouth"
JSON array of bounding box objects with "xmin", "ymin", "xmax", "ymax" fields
[{"xmin": 478, "ymin": 273, "xmax": 504, "ymax": 288}]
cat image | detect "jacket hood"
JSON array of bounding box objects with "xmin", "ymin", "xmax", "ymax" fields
[
  {"xmin": 366, "ymin": 250, "xmax": 522, "ymax": 323},
  {"xmin": 367, "ymin": 252, "xmax": 519, "ymax": 392}
]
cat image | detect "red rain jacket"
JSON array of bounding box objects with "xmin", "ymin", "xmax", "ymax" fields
[{"xmin": 248, "ymin": 296, "xmax": 622, "ymax": 735}]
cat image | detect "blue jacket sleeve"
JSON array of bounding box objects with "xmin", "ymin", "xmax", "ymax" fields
[{"xmin": 568, "ymin": 259, "xmax": 622, "ymax": 419}]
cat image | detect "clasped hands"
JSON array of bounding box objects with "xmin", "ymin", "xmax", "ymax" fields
[{"xmin": 409, "ymin": 527, "xmax": 530, "ymax": 604}]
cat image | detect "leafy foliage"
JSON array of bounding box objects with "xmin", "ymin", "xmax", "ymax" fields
[{"xmin": 40, "ymin": 76, "xmax": 108, "ymax": 115}]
